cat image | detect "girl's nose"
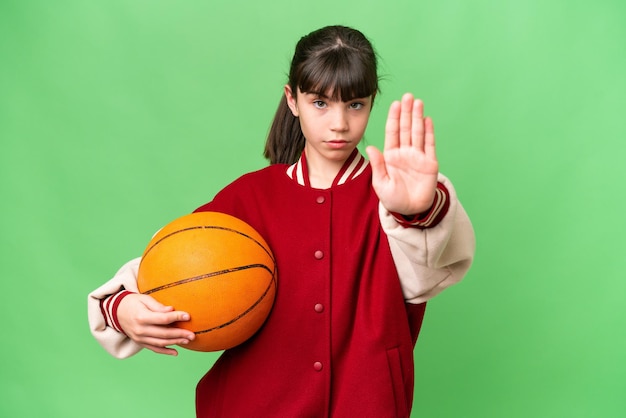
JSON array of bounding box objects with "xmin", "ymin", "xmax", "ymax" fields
[{"xmin": 330, "ymin": 109, "xmax": 349, "ymax": 132}]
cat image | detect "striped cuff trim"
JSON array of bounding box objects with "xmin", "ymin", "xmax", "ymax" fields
[
  {"xmin": 390, "ymin": 182, "xmax": 450, "ymax": 229},
  {"xmin": 100, "ymin": 290, "xmax": 135, "ymax": 334}
]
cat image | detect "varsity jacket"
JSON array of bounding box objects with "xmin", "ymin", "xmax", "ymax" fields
[{"xmin": 87, "ymin": 150, "xmax": 475, "ymax": 417}]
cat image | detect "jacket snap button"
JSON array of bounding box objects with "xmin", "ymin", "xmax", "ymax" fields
[
  {"xmin": 316, "ymin": 196, "xmax": 325, "ymax": 204},
  {"xmin": 314, "ymin": 303, "xmax": 324, "ymax": 313},
  {"xmin": 313, "ymin": 362, "xmax": 323, "ymax": 371},
  {"xmin": 314, "ymin": 250, "xmax": 324, "ymax": 259}
]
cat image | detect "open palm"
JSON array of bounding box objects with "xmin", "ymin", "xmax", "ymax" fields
[{"xmin": 366, "ymin": 93, "xmax": 439, "ymax": 215}]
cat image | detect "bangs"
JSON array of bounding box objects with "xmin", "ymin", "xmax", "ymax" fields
[{"xmin": 297, "ymin": 47, "xmax": 378, "ymax": 101}]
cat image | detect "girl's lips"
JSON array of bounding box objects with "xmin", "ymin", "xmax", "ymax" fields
[{"xmin": 326, "ymin": 140, "xmax": 350, "ymax": 149}]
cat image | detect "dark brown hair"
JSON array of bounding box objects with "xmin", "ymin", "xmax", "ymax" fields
[{"xmin": 264, "ymin": 26, "xmax": 379, "ymax": 165}]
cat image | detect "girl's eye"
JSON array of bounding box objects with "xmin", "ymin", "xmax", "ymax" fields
[
  {"xmin": 350, "ymin": 102, "xmax": 364, "ymax": 110},
  {"xmin": 313, "ymin": 100, "xmax": 327, "ymax": 109}
]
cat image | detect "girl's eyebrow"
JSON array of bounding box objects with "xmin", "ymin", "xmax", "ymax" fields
[
  {"xmin": 304, "ymin": 91, "xmax": 330, "ymax": 100},
  {"xmin": 303, "ymin": 90, "xmax": 371, "ymax": 103},
  {"xmin": 299, "ymin": 88, "xmax": 332, "ymax": 99}
]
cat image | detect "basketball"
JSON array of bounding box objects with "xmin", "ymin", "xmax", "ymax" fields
[{"xmin": 136, "ymin": 211, "xmax": 277, "ymax": 352}]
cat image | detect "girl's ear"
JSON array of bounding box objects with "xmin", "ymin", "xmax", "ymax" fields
[{"xmin": 284, "ymin": 85, "xmax": 299, "ymax": 117}]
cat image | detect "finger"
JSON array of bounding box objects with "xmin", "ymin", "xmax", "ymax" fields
[
  {"xmin": 424, "ymin": 117, "xmax": 436, "ymax": 159},
  {"xmin": 411, "ymin": 99, "xmax": 425, "ymax": 150},
  {"xmin": 399, "ymin": 93, "xmax": 414, "ymax": 147},
  {"xmin": 139, "ymin": 294, "xmax": 175, "ymax": 313},
  {"xmin": 136, "ymin": 324, "xmax": 196, "ymax": 341},
  {"xmin": 365, "ymin": 145, "xmax": 388, "ymax": 187},
  {"xmin": 139, "ymin": 295, "xmax": 191, "ymax": 324},
  {"xmin": 143, "ymin": 344, "xmax": 180, "ymax": 356},
  {"xmin": 384, "ymin": 100, "xmax": 401, "ymax": 150},
  {"xmin": 138, "ymin": 333, "xmax": 195, "ymax": 347},
  {"xmin": 140, "ymin": 310, "xmax": 192, "ymax": 326},
  {"xmin": 129, "ymin": 324, "xmax": 196, "ymax": 348}
]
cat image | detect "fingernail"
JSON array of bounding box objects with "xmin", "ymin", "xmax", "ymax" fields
[{"xmin": 182, "ymin": 313, "xmax": 190, "ymax": 320}]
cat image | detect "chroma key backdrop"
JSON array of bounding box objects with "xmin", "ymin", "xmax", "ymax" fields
[{"xmin": 1, "ymin": 1, "xmax": 624, "ymax": 417}]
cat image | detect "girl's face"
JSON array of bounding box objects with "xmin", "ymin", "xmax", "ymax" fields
[{"xmin": 285, "ymin": 85, "xmax": 372, "ymax": 168}]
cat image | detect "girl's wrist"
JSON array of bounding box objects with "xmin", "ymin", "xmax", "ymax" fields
[
  {"xmin": 100, "ymin": 289, "xmax": 136, "ymax": 334},
  {"xmin": 390, "ymin": 182, "xmax": 450, "ymax": 229}
]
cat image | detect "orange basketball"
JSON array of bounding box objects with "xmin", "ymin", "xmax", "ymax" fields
[{"xmin": 137, "ymin": 211, "xmax": 277, "ymax": 352}]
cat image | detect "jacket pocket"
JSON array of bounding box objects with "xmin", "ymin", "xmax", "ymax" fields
[{"xmin": 386, "ymin": 346, "xmax": 409, "ymax": 418}]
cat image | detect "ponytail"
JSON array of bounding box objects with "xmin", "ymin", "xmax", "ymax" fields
[{"xmin": 264, "ymin": 95, "xmax": 305, "ymax": 165}]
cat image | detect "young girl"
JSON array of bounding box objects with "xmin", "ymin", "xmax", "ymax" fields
[{"xmin": 88, "ymin": 25, "xmax": 475, "ymax": 417}]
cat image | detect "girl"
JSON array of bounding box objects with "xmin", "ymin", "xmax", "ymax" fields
[{"xmin": 88, "ymin": 25, "xmax": 475, "ymax": 417}]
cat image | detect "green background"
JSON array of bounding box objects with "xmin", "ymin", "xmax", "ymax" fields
[{"xmin": 1, "ymin": 0, "xmax": 624, "ymax": 417}]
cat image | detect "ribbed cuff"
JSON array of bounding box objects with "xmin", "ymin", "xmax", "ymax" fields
[
  {"xmin": 100, "ymin": 290, "xmax": 135, "ymax": 334},
  {"xmin": 390, "ymin": 182, "xmax": 450, "ymax": 229}
]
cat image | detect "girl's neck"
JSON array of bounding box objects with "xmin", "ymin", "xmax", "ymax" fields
[
  {"xmin": 307, "ymin": 161, "xmax": 342, "ymax": 189},
  {"xmin": 304, "ymin": 150, "xmax": 346, "ymax": 190}
]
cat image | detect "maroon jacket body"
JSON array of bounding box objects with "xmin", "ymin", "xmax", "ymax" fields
[{"xmin": 194, "ymin": 162, "xmax": 426, "ymax": 418}]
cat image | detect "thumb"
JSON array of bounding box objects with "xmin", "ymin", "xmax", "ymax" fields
[{"xmin": 365, "ymin": 145, "xmax": 387, "ymax": 186}]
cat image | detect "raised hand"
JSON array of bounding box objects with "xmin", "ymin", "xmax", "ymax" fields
[
  {"xmin": 366, "ymin": 93, "xmax": 439, "ymax": 215},
  {"xmin": 117, "ymin": 293, "xmax": 195, "ymax": 356}
]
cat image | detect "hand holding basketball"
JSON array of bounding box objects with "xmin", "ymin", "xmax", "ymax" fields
[
  {"xmin": 137, "ymin": 211, "xmax": 277, "ymax": 352},
  {"xmin": 117, "ymin": 293, "xmax": 195, "ymax": 356}
]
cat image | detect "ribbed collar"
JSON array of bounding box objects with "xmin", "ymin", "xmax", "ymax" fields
[{"xmin": 286, "ymin": 149, "xmax": 369, "ymax": 188}]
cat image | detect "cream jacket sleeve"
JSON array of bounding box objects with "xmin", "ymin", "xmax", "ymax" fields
[
  {"xmin": 89, "ymin": 174, "xmax": 474, "ymax": 358},
  {"xmin": 87, "ymin": 257, "xmax": 143, "ymax": 358},
  {"xmin": 380, "ymin": 173, "xmax": 476, "ymax": 304}
]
